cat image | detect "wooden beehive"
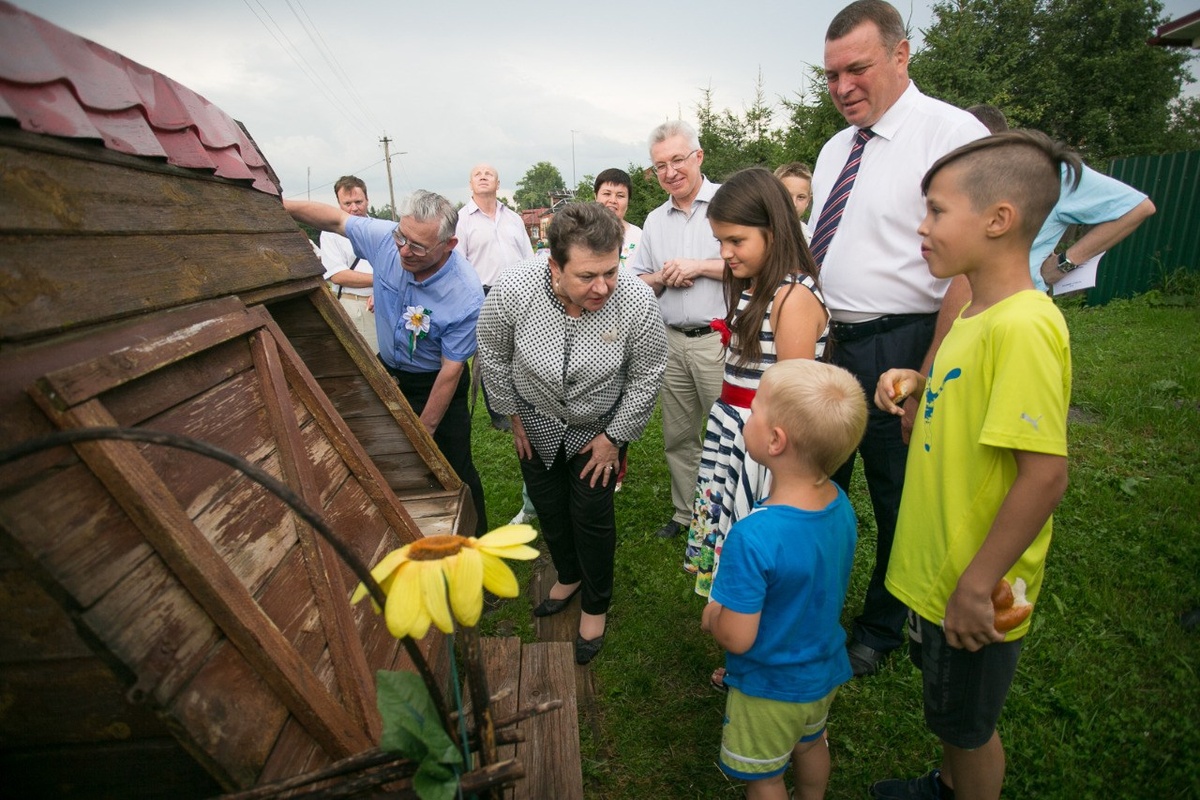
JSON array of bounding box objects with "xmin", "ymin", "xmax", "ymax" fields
[{"xmin": 0, "ymin": 5, "xmax": 473, "ymax": 796}]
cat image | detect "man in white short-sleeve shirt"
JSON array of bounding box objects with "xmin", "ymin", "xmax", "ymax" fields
[{"xmin": 319, "ymin": 175, "xmax": 377, "ymax": 354}]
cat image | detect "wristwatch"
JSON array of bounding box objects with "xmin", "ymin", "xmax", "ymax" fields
[{"xmin": 1056, "ymin": 252, "xmax": 1080, "ymax": 273}]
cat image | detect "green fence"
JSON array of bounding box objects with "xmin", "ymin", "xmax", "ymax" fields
[{"xmin": 1086, "ymin": 149, "xmax": 1199, "ymax": 305}]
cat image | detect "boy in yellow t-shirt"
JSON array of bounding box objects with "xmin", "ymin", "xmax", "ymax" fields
[{"xmin": 869, "ymin": 131, "xmax": 1080, "ymax": 800}]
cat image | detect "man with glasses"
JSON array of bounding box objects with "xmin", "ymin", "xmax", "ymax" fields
[
  {"xmin": 285, "ymin": 190, "xmax": 488, "ymax": 534},
  {"xmin": 631, "ymin": 120, "xmax": 725, "ymax": 541}
]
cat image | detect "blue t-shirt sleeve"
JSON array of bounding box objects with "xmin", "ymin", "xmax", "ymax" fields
[{"xmin": 709, "ymin": 517, "xmax": 768, "ymax": 615}]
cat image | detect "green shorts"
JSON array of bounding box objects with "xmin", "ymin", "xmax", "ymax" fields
[{"xmin": 718, "ymin": 686, "xmax": 837, "ymax": 781}]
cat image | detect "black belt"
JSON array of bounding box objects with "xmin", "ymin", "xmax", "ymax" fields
[
  {"xmin": 669, "ymin": 324, "xmax": 714, "ymax": 338},
  {"xmin": 831, "ymin": 313, "xmax": 937, "ymax": 343}
]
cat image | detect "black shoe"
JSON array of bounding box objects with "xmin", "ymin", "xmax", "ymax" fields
[
  {"xmin": 847, "ymin": 641, "xmax": 884, "ymax": 677},
  {"xmin": 575, "ymin": 633, "xmax": 605, "ymax": 665},
  {"xmin": 870, "ymin": 769, "xmax": 953, "ymax": 799},
  {"xmin": 655, "ymin": 520, "xmax": 685, "ymax": 539},
  {"xmin": 533, "ymin": 585, "xmax": 581, "ymax": 617}
]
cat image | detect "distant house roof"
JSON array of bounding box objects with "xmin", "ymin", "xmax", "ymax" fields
[
  {"xmin": 520, "ymin": 208, "xmax": 549, "ymax": 226},
  {"xmin": 0, "ymin": 0, "xmax": 278, "ymax": 194},
  {"xmin": 1148, "ymin": 9, "xmax": 1200, "ymax": 47}
]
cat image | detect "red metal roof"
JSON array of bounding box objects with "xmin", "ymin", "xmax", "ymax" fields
[{"xmin": 0, "ymin": 0, "xmax": 278, "ymax": 195}]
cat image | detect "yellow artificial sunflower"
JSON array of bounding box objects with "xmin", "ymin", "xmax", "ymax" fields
[{"xmin": 351, "ymin": 524, "xmax": 539, "ymax": 640}]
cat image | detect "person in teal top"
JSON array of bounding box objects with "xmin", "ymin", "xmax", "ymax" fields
[{"xmin": 870, "ymin": 130, "xmax": 1078, "ymax": 800}]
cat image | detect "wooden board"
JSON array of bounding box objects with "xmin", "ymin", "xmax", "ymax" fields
[{"xmin": 514, "ymin": 642, "xmax": 583, "ymax": 800}]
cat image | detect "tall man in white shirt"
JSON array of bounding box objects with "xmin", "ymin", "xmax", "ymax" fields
[
  {"xmin": 455, "ymin": 162, "xmax": 535, "ymax": 431},
  {"xmin": 320, "ymin": 176, "xmax": 377, "ymax": 353},
  {"xmin": 810, "ymin": 0, "xmax": 987, "ymax": 677},
  {"xmin": 631, "ymin": 121, "xmax": 726, "ymax": 541}
]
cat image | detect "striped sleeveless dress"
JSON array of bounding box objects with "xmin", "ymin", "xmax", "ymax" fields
[{"xmin": 686, "ymin": 273, "xmax": 829, "ymax": 597}]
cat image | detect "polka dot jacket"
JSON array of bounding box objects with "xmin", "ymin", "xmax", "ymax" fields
[{"xmin": 477, "ymin": 257, "xmax": 668, "ymax": 467}]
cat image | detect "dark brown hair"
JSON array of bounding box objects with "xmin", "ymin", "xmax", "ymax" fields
[{"xmin": 708, "ymin": 168, "xmax": 820, "ymax": 365}]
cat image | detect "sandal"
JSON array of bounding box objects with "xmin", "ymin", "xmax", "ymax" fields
[{"xmin": 710, "ymin": 667, "xmax": 727, "ymax": 693}]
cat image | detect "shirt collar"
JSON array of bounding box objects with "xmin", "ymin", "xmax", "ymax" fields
[{"xmin": 862, "ymin": 80, "xmax": 918, "ymax": 143}]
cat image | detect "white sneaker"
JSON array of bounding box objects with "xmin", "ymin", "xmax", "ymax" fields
[{"xmin": 509, "ymin": 510, "xmax": 537, "ymax": 525}]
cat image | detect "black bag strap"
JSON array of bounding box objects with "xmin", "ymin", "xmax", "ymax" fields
[{"xmin": 336, "ymin": 257, "xmax": 362, "ymax": 300}]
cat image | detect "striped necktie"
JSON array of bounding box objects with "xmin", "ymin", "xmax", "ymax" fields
[{"xmin": 810, "ymin": 127, "xmax": 875, "ymax": 268}]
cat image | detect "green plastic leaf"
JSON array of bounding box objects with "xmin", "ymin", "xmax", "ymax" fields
[
  {"xmin": 413, "ymin": 761, "xmax": 458, "ymax": 800},
  {"xmin": 375, "ymin": 669, "xmax": 462, "ymax": 765}
]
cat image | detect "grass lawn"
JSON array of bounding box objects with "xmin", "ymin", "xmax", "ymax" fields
[{"xmin": 469, "ymin": 291, "xmax": 1200, "ymax": 799}]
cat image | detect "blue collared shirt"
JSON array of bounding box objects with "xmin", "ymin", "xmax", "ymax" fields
[{"xmin": 345, "ymin": 215, "xmax": 484, "ymax": 372}]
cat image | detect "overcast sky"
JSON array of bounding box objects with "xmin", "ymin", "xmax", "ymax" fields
[{"xmin": 15, "ymin": 0, "xmax": 1200, "ymax": 207}]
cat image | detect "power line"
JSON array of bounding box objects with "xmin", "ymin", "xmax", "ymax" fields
[
  {"xmin": 241, "ymin": 0, "xmax": 373, "ymax": 138},
  {"xmin": 283, "ymin": 157, "xmax": 387, "ymax": 200},
  {"xmin": 287, "ymin": 0, "xmax": 386, "ymax": 134}
]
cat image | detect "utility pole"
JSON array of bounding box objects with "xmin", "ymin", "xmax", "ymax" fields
[
  {"xmin": 570, "ymin": 129, "xmax": 578, "ymax": 193},
  {"xmin": 380, "ymin": 135, "xmax": 398, "ymax": 221}
]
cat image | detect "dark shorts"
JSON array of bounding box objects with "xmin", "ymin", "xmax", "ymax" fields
[{"xmin": 908, "ymin": 611, "xmax": 1023, "ymax": 749}]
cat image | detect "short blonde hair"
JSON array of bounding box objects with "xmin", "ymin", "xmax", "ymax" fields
[{"xmin": 760, "ymin": 360, "xmax": 867, "ymax": 478}]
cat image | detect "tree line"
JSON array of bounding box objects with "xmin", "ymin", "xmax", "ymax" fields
[{"xmin": 512, "ymin": 0, "xmax": 1198, "ymax": 229}]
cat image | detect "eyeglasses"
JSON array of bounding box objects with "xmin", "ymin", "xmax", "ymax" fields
[
  {"xmin": 652, "ymin": 149, "xmax": 698, "ymax": 174},
  {"xmin": 392, "ymin": 228, "xmax": 436, "ymax": 257}
]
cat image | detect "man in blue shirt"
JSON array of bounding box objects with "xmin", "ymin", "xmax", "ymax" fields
[{"xmin": 285, "ymin": 190, "xmax": 487, "ymax": 533}]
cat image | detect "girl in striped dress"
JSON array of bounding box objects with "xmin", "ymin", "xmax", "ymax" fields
[{"xmin": 685, "ymin": 168, "xmax": 830, "ymax": 599}]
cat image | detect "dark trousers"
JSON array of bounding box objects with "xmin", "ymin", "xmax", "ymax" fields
[
  {"xmin": 389, "ymin": 364, "xmax": 487, "ymax": 535},
  {"xmin": 520, "ymin": 444, "xmax": 623, "ymax": 616},
  {"xmin": 829, "ymin": 314, "xmax": 937, "ymax": 653}
]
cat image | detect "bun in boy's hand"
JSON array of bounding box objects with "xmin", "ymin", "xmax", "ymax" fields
[{"xmin": 991, "ymin": 577, "xmax": 1032, "ymax": 633}]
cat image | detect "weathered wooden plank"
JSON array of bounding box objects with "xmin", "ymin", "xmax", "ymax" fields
[
  {"xmin": 102, "ymin": 338, "xmax": 255, "ymax": 428},
  {"xmin": 169, "ymin": 637, "xmax": 290, "ymax": 789},
  {"xmin": 0, "ymin": 296, "xmax": 247, "ymax": 484},
  {"xmin": 0, "ymin": 462, "xmax": 157, "ymax": 608},
  {"xmin": 514, "ymin": 642, "xmax": 583, "ymax": 800},
  {"xmin": 315, "ymin": 378, "xmax": 404, "ymax": 420},
  {"xmin": 79, "ymin": 549, "xmax": 222, "ymax": 705},
  {"xmin": 251, "ymin": 331, "xmax": 379, "ymax": 739},
  {"xmin": 0, "ymin": 141, "xmax": 295, "ymax": 236},
  {"xmin": 265, "ymin": 317, "xmax": 425, "ymax": 548},
  {"xmin": 480, "ymin": 636, "xmax": 522, "ymax": 783},
  {"xmin": 29, "ymin": 397, "xmax": 373, "ymax": 761},
  {"xmin": 289, "ymin": 291, "xmax": 459, "ymax": 491},
  {"xmin": 0, "ymin": 232, "xmax": 316, "ymax": 342},
  {"xmin": 36, "ymin": 307, "xmax": 264, "ymax": 408}
]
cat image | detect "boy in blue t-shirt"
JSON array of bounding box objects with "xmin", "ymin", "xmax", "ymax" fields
[
  {"xmin": 701, "ymin": 359, "xmax": 867, "ymax": 800},
  {"xmin": 870, "ymin": 130, "xmax": 1080, "ymax": 800}
]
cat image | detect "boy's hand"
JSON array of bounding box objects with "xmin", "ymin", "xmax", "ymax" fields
[
  {"xmin": 943, "ymin": 582, "xmax": 1006, "ymax": 651},
  {"xmin": 875, "ymin": 369, "xmax": 923, "ymax": 416}
]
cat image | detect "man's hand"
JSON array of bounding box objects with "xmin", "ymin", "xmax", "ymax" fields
[{"xmin": 661, "ymin": 259, "xmax": 700, "ymax": 288}]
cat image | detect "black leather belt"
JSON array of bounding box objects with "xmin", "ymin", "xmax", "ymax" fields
[
  {"xmin": 669, "ymin": 324, "xmax": 714, "ymax": 338},
  {"xmin": 831, "ymin": 313, "xmax": 937, "ymax": 343}
]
